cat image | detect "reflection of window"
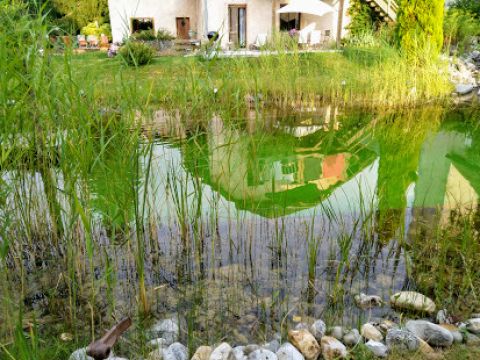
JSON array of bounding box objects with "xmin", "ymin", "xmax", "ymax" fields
[
  {"xmin": 280, "ymin": 4, "xmax": 301, "ymax": 31},
  {"xmin": 131, "ymin": 18, "xmax": 154, "ymax": 33}
]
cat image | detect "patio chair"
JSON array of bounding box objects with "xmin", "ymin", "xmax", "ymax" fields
[
  {"xmin": 87, "ymin": 35, "xmax": 99, "ymax": 48},
  {"xmin": 310, "ymin": 30, "xmax": 322, "ymax": 49},
  {"xmin": 77, "ymin": 34, "xmax": 87, "ymax": 49},
  {"xmin": 252, "ymin": 33, "xmax": 268, "ymax": 50}
]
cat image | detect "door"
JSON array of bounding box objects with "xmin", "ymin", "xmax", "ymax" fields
[
  {"xmin": 229, "ymin": 5, "xmax": 247, "ymax": 48},
  {"xmin": 176, "ymin": 17, "xmax": 190, "ymax": 39}
]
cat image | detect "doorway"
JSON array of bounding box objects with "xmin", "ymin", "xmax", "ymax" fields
[
  {"xmin": 176, "ymin": 17, "xmax": 190, "ymax": 39},
  {"xmin": 229, "ymin": 5, "xmax": 247, "ymax": 48}
]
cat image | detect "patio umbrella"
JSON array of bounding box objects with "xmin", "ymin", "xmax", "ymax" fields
[{"xmin": 277, "ymin": 0, "xmax": 334, "ymax": 17}]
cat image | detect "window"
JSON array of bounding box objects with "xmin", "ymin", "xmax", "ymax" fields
[
  {"xmin": 131, "ymin": 18, "xmax": 154, "ymax": 33},
  {"xmin": 280, "ymin": 4, "xmax": 301, "ymax": 31},
  {"xmin": 229, "ymin": 5, "xmax": 247, "ymax": 48}
]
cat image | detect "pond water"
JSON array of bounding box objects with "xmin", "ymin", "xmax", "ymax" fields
[{"xmin": 1, "ymin": 105, "xmax": 479, "ymax": 350}]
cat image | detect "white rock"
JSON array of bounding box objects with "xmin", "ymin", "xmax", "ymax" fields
[
  {"xmin": 466, "ymin": 318, "xmax": 480, "ymax": 334},
  {"xmin": 385, "ymin": 329, "xmax": 420, "ymax": 352},
  {"xmin": 263, "ymin": 340, "xmax": 280, "ymax": 353},
  {"xmin": 405, "ymin": 320, "xmax": 453, "ymax": 347},
  {"xmin": 343, "ymin": 329, "xmax": 362, "ymax": 347},
  {"xmin": 390, "ymin": 291, "xmax": 436, "ymax": 314},
  {"xmin": 310, "ymin": 320, "xmax": 326, "ymax": 341},
  {"xmin": 320, "ymin": 336, "xmax": 348, "ymax": 360},
  {"xmin": 248, "ymin": 349, "xmax": 277, "ymax": 360},
  {"xmin": 149, "ymin": 338, "xmax": 169, "ymax": 349},
  {"xmin": 163, "ymin": 343, "xmax": 188, "ymax": 360},
  {"xmin": 69, "ymin": 348, "xmax": 94, "ymax": 360},
  {"xmin": 210, "ymin": 343, "xmax": 233, "ymax": 360},
  {"xmin": 455, "ymin": 84, "xmax": 475, "ymax": 95},
  {"xmin": 354, "ymin": 293, "xmax": 383, "ymax": 308},
  {"xmin": 330, "ymin": 326, "xmax": 344, "ymax": 340},
  {"xmin": 361, "ymin": 324, "xmax": 383, "ymax": 342},
  {"xmin": 276, "ymin": 343, "xmax": 304, "ymax": 360},
  {"xmin": 288, "ymin": 330, "xmax": 321, "ymax": 360},
  {"xmin": 151, "ymin": 318, "xmax": 180, "ymax": 345},
  {"xmin": 365, "ymin": 340, "xmax": 388, "ymax": 358},
  {"xmin": 192, "ymin": 346, "xmax": 213, "ymax": 360}
]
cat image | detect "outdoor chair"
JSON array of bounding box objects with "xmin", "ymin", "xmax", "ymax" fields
[
  {"xmin": 310, "ymin": 30, "xmax": 322, "ymax": 49},
  {"xmin": 87, "ymin": 35, "xmax": 99, "ymax": 48},
  {"xmin": 77, "ymin": 34, "xmax": 87, "ymax": 49},
  {"xmin": 252, "ymin": 33, "xmax": 268, "ymax": 50},
  {"xmin": 298, "ymin": 23, "xmax": 316, "ymax": 49}
]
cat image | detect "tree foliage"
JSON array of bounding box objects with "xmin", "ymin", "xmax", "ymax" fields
[
  {"xmin": 52, "ymin": 0, "xmax": 108, "ymax": 30},
  {"xmin": 451, "ymin": 0, "xmax": 480, "ymax": 18},
  {"xmin": 396, "ymin": 0, "xmax": 445, "ymax": 58},
  {"xmin": 347, "ymin": 0, "xmax": 377, "ymax": 36}
]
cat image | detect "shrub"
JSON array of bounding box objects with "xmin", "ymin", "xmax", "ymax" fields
[
  {"xmin": 444, "ymin": 9, "xmax": 480, "ymax": 54},
  {"xmin": 81, "ymin": 21, "xmax": 111, "ymax": 40},
  {"xmin": 451, "ymin": 0, "xmax": 480, "ymax": 18},
  {"xmin": 396, "ymin": 0, "xmax": 445, "ymax": 59},
  {"xmin": 119, "ymin": 41, "xmax": 155, "ymax": 66},
  {"xmin": 157, "ymin": 28, "xmax": 175, "ymax": 41},
  {"xmin": 131, "ymin": 29, "xmax": 157, "ymax": 41}
]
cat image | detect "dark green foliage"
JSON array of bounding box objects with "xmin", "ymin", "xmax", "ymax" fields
[
  {"xmin": 451, "ymin": 0, "xmax": 480, "ymax": 18},
  {"xmin": 157, "ymin": 28, "xmax": 176, "ymax": 41},
  {"xmin": 444, "ymin": 8, "xmax": 480, "ymax": 53},
  {"xmin": 396, "ymin": 0, "xmax": 445, "ymax": 58},
  {"xmin": 347, "ymin": 0, "xmax": 378, "ymax": 36},
  {"xmin": 131, "ymin": 29, "xmax": 157, "ymax": 41},
  {"xmin": 119, "ymin": 41, "xmax": 155, "ymax": 66}
]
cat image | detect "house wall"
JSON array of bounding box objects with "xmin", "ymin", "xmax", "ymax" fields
[{"xmin": 108, "ymin": 0, "xmax": 200, "ymax": 43}]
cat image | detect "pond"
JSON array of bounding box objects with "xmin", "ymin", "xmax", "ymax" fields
[{"xmin": 1, "ymin": 105, "xmax": 479, "ymax": 353}]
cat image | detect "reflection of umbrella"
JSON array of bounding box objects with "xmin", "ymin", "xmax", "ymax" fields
[{"xmin": 277, "ymin": 0, "xmax": 334, "ymax": 17}]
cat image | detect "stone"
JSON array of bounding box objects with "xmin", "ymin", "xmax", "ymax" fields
[
  {"xmin": 354, "ymin": 293, "xmax": 383, "ymax": 309},
  {"xmin": 439, "ymin": 324, "xmax": 462, "ymax": 343},
  {"xmin": 310, "ymin": 319, "xmax": 326, "ymax": 341},
  {"xmin": 466, "ymin": 318, "xmax": 480, "ymax": 334},
  {"xmin": 151, "ymin": 318, "xmax": 180, "ymax": 345},
  {"xmin": 147, "ymin": 349, "xmax": 164, "ymax": 360},
  {"xmin": 436, "ymin": 310, "xmax": 448, "ymax": 324},
  {"xmin": 385, "ymin": 329, "xmax": 420, "ymax": 352},
  {"xmin": 248, "ymin": 349, "xmax": 277, "ymax": 360},
  {"xmin": 378, "ymin": 320, "xmax": 398, "ymax": 333},
  {"xmin": 228, "ymin": 347, "xmax": 245, "ymax": 360},
  {"xmin": 342, "ymin": 329, "xmax": 362, "ymax": 347},
  {"xmin": 417, "ymin": 339, "xmax": 444, "ymax": 359},
  {"xmin": 365, "ymin": 340, "xmax": 388, "ymax": 358},
  {"xmin": 361, "ymin": 324, "xmax": 383, "ymax": 342},
  {"xmin": 243, "ymin": 345, "xmax": 261, "ymax": 356},
  {"xmin": 288, "ymin": 330, "xmax": 321, "ymax": 360},
  {"xmin": 163, "ymin": 343, "xmax": 188, "ymax": 360},
  {"xmin": 405, "ymin": 320, "xmax": 453, "ymax": 347},
  {"xmin": 210, "ymin": 343, "xmax": 233, "ymax": 360},
  {"xmin": 69, "ymin": 348, "xmax": 94, "ymax": 360},
  {"xmin": 330, "ymin": 326, "xmax": 344, "ymax": 340},
  {"xmin": 294, "ymin": 323, "xmax": 309, "ymax": 331},
  {"xmin": 455, "ymin": 84, "xmax": 475, "ymax": 95},
  {"xmin": 263, "ymin": 340, "xmax": 280, "ymax": 353},
  {"xmin": 390, "ymin": 291, "xmax": 436, "ymax": 314},
  {"xmin": 192, "ymin": 346, "xmax": 213, "ymax": 360},
  {"xmin": 149, "ymin": 338, "xmax": 169, "ymax": 349},
  {"xmin": 320, "ymin": 336, "xmax": 348, "ymax": 360},
  {"xmin": 465, "ymin": 333, "xmax": 480, "ymax": 346},
  {"xmin": 276, "ymin": 342, "xmax": 304, "ymax": 360}
]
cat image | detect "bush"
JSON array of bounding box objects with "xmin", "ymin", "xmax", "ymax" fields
[
  {"xmin": 157, "ymin": 28, "xmax": 175, "ymax": 41},
  {"xmin": 119, "ymin": 41, "xmax": 155, "ymax": 66},
  {"xmin": 444, "ymin": 9, "xmax": 480, "ymax": 54},
  {"xmin": 131, "ymin": 29, "xmax": 157, "ymax": 41},
  {"xmin": 81, "ymin": 21, "xmax": 111, "ymax": 40}
]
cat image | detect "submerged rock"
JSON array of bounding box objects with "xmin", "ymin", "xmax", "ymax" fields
[
  {"xmin": 248, "ymin": 349, "xmax": 277, "ymax": 360},
  {"xmin": 365, "ymin": 340, "xmax": 388, "ymax": 358},
  {"xmin": 320, "ymin": 336, "xmax": 348, "ymax": 360},
  {"xmin": 310, "ymin": 319, "xmax": 326, "ymax": 341},
  {"xmin": 405, "ymin": 320, "xmax": 453, "ymax": 347},
  {"xmin": 163, "ymin": 343, "xmax": 188, "ymax": 360},
  {"xmin": 354, "ymin": 293, "xmax": 383, "ymax": 309},
  {"xmin": 390, "ymin": 291, "xmax": 436, "ymax": 314},
  {"xmin": 361, "ymin": 324, "xmax": 383, "ymax": 342},
  {"xmin": 466, "ymin": 318, "xmax": 480, "ymax": 334},
  {"xmin": 342, "ymin": 329, "xmax": 362, "ymax": 347},
  {"xmin": 385, "ymin": 329, "xmax": 420, "ymax": 352},
  {"xmin": 192, "ymin": 346, "xmax": 213, "ymax": 360},
  {"xmin": 210, "ymin": 343, "xmax": 233, "ymax": 360},
  {"xmin": 288, "ymin": 330, "xmax": 321, "ymax": 360},
  {"xmin": 276, "ymin": 343, "xmax": 304, "ymax": 360}
]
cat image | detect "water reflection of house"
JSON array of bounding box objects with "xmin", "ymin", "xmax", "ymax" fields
[{"xmin": 182, "ymin": 111, "xmax": 376, "ymax": 217}]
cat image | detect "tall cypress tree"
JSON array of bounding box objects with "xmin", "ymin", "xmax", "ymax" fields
[{"xmin": 396, "ymin": 0, "xmax": 445, "ymax": 57}]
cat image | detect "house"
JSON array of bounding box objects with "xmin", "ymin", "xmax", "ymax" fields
[{"xmin": 108, "ymin": 0, "xmax": 397, "ymax": 47}]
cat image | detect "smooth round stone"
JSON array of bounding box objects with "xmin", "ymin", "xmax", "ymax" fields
[
  {"xmin": 330, "ymin": 326, "xmax": 344, "ymax": 340},
  {"xmin": 243, "ymin": 345, "xmax": 261, "ymax": 355},
  {"xmin": 320, "ymin": 336, "xmax": 348, "ymax": 360},
  {"xmin": 354, "ymin": 293, "xmax": 383, "ymax": 309},
  {"xmin": 151, "ymin": 318, "xmax": 180, "ymax": 345},
  {"xmin": 439, "ymin": 324, "xmax": 463, "ymax": 343},
  {"xmin": 466, "ymin": 318, "xmax": 480, "ymax": 334},
  {"xmin": 361, "ymin": 324, "xmax": 383, "ymax": 342},
  {"xmin": 310, "ymin": 319, "xmax": 327, "ymax": 341},
  {"xmin": 390, "ymin": 292, "xmax": 436, "ymax": 314},
  {"xmin": 228, "ymin": 347, "xmax": 245, "ymax": 360},
  {"xmin": 163, "ymin": 343, "xmax": 188, "ymax": 360},
  {"xmin": 210, "ymin": 343, "xmax": 233, "ymax": 360},
  {"xmin": 365, "ymin": 340, "xmax": 388, "ymax": 358},
  {"xmin": 343, "ymin": 329, "xmax": 362, "ymax": 347},
  {"xmin": 385, "ymin": 329, "xmax": 420, "ymax": 352},
  {"xmin": 288, "ymin": 330, "xmax": 321, "ymax": 360},
  {"xmin": 276, "ymin": 342, "xmax": 304, "ymax": 360},
  {"xmin": 192, "ymin": 346, "xmax": 213, "ymax": 360},
  {"xmin": 465, "ymin": 333, "xmax": 480, "ymax": 346},
  {"xmin": 248, "ymin": 349, "xmax": 277, "ymax": 360},
  {"xmin": 405, "ymin": 320, "xmax": 453, "ymax": 347}
]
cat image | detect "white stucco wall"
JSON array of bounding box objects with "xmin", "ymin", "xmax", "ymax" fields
[{"xmin": 108, "ymin": 0, "xmax": 199, "ymax": 43}]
